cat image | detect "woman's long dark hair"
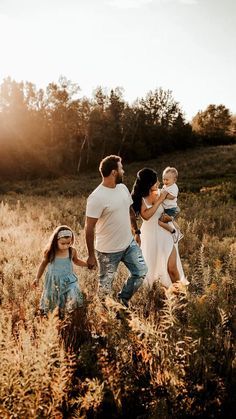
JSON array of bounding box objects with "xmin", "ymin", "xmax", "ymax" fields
[{"xmin": 131, "ymin": 168, "xmax": 158, "ymax": 215}]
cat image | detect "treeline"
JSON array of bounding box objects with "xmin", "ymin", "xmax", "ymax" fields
[{"xmin": 0, "ymin": 76, "xmax": 235, "ymax": 178}]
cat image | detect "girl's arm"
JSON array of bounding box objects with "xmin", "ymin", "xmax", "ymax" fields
[
  {"xmin": 72, "ymin": 248, "xmax": 88, "ymax": 267},
  {"xmin": 141, "ymin": 192, "xmax": 167, "ymax": 221},
  {"xmin": 33, "ymin": 257, "xmax": 48, "ymax": 286}
]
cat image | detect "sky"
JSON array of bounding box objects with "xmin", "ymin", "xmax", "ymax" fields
[{"xmin": 0, "ymin": 0, "xmax": 235, "ymax": 121}]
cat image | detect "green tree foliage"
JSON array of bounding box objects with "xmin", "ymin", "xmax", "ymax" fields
[
  {"xmin": 106, "ymin": 88, "xmax": 125, "ymax": 153},
  {"xmin": 83, "ymin": 87, "xmax": 126, "ymax": 168},
  {"xmin": 118, "ymin": 105, "xmax": 150, "ymax": 161},
  {"xmin": 170, "ymin": 114, "xmax": 193, "ymax": 150},
  {"xmin": 137, "ymin": 88, "xmax": 189, "ymax": 155},
  {"xmin": 140, "ymin": 88, "xmax": 180, "ymax": 127},
  {"xmin": 44, "ymin": 77, "xmax": 82, "ymax": 169},
  {"xmin": 1, "ymin": 77, "xmax": 234, "ymax": 179},
  {"xmin": 192, "ymin": 104, "xmax": 232, "ymax": 144}
]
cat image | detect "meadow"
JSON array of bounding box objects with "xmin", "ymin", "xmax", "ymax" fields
[{"xmin": 0, "ymin": 145, "xmax": 235, "ymax": 418}]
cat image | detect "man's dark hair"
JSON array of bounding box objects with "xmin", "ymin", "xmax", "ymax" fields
[{"xmin": 99, "ymin": 155, "xmax": 121, "ymax": 177}]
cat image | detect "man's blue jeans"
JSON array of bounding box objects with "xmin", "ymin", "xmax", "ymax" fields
[{"xmin": 96, "ymin": 239, "xmax": 148, "ymax": 301}]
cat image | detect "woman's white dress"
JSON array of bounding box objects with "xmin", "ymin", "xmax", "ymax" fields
[{"xmin": 141, "ymin": 197, "xmax": 188, "ymax": 288}]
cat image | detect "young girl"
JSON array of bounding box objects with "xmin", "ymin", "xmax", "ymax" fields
[{"xmin": 34, "ymin": 225, "xmax": 87, "ymax": 315}]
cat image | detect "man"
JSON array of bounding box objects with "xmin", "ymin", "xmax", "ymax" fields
[{"xmin": 85, "ymin": 155, "xmax": 147, "ymax": 307}]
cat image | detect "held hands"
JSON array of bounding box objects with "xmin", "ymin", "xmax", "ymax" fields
[
  {"xmin": 87, "ymin": 255, "xmax": 97, "ymax": 270},
  {"xmin": 134, "ymin": 232, "xmax": 141, "ymax": 246}
]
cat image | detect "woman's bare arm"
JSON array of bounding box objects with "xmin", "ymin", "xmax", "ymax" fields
[{"xmin": 141, "ymin": 192, "xmax": 167, "ymax": 220}]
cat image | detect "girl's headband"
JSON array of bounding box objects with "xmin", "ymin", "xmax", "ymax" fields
[{"xmin": 57, "ymin": 229, "xmax": 73, "ymax": 239}]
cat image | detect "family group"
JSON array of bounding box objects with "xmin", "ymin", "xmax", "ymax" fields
[{"xmin": 34, "ymin": 155, "xmax": 189, "ymax": 314}]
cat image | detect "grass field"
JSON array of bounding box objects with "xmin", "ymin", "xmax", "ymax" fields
[{"xmin": 0, "ymin": 145, "xmax": 235, "ymax": 418}]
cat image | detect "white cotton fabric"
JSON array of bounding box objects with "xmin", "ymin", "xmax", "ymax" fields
[
  {"xmin": 86, "ymin": 183, "xmax": 133, "ymax": 253},
  {"xmin": 162, "ymin": 182, "xmax": 178, "ymax": 209},
  {"xmin": 140, "ymin": 193, "xmax": 188, "ymax": 288}
]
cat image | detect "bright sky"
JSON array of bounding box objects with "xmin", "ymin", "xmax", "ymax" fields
[{"xmin": 0, "ymin": 0, "xmax": 235, "ymax": 121}]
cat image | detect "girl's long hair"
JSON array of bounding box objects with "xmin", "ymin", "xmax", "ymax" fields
[
  {"xmin": 44, "ymin": 225, "xmax": 75, "ymax": 262},
  {"xmin": 131, "ymin": 168, "xmax": 158, "ymax": 215}
]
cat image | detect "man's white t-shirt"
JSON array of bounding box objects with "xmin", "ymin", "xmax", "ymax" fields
[
  {"xmin": 162, "ymin": 183, "xmax": 178, "ymax": 209},
  {"xmin": 86, "ymin": 183, "xmax": 133, "ymax": 253}
]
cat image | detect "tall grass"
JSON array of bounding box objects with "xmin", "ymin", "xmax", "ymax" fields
[{"xmin": 0, "ymin": 147, "xmax": 235, "ymax": 418}]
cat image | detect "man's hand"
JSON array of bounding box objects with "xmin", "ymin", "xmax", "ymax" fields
[
  {"xmin": 134, "ymin": 233, "xmax": 141, "ymax": 246},
  {"xmin": 87, "ymin": 255, "xmax": 97, "ymax": 270}
]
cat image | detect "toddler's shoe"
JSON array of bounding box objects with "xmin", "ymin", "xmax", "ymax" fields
[{"xmin": 178, "ymin": 231, "xmax": 184, "ymax": 241}]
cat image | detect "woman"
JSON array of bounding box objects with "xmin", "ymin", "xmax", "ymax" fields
[{"xmin": 131, "ymin": 168, "xmax": 188, "ymax": 289}]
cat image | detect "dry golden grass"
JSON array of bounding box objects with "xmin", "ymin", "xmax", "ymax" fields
[{"xmin": 0, "ymin": 146, "xmax": 235, "ymax": 418}]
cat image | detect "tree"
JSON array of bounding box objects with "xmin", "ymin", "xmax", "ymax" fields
[
  {"xmin": 93, "ymin": 86, "xmax": 109, "ymax": 111},
  {"xmin": 138, "ymin": 88, "xmax": 183, "ymax": 154},
  {"xmin": 139, "ymin": 88, "xmax": 181, "ymax": 128},
  {"xmin": 170, "ymin": 113, "xmax": 193, "ymax": 150},
  {"xmin": 43, "ymin": 77, "xmax": 85, "ymax": 170},
  {"xmin": 106, "ymin": 88, "xmax": 125, "ymax": 154},
  {"xmin": 192, "ymin": 104, "xmax": 232, "ymax": 141}
]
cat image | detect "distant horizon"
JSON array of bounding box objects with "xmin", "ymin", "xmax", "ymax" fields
[{"xmin": 1, "ymin": 0, "xmax": 236, "ymax": 122}]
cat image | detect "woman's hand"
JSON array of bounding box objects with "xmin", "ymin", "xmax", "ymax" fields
[
  {"xmin": 141, "ymin": 193, "xmax": 165, "ymax": 220},
  {"xmin": 159, "ymin": 190, "xmax": 168, "ymax": 201},
  {"xmin": 159, "ymin": 213, "xmax": 172, "ymax": 223}
]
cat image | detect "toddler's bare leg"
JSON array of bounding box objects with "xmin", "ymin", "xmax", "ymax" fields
[
  {"xmin": 158, "ymin": 219, "xmax": 174, "ymax": 233},
  {"xmin": 172, "ymin": 219, "xmax": 180, "ymax": 230}
]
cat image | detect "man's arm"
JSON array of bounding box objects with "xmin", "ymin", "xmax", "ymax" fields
[
  {"xmin": 130, "ymin": 206, "xmax": 141, "ymax": 245},
  {"xmin": 85, "ymin": 216, "xmax": 98, "ymax": 269}
]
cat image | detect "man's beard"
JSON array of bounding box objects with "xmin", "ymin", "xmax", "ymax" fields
[{"xmin": 115, "ymin": 174, "xmax": 123, "ymax": 184}]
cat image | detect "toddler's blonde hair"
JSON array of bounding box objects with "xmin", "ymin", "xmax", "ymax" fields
[{"xmin": 163, "ymin": 166, "xmax": 178, "ymax": 179}]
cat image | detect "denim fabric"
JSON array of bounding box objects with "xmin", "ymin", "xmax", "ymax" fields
[
  {"xmin": 164, "ymin": 206, "xmax": 180, "ymax": 218},
  {"xmin": 96, "ymin": 239, "xmax": 147, "ymax": 301},
  {"xmin": 40, "ymin": 257, "xmax": 83, "ymax": 314}
]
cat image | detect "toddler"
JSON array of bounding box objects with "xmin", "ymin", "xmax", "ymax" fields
[{"xmin": 158, "ymin": 166, "xmax": 184, "ymax": 243}]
